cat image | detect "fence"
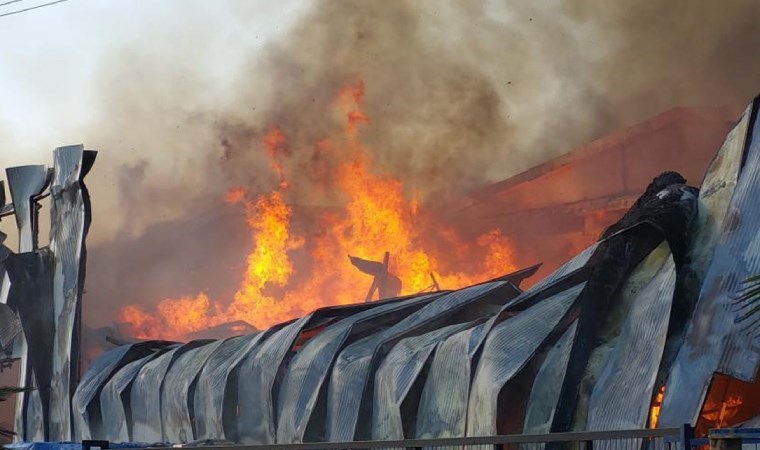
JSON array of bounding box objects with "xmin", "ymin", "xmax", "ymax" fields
[{"xmin": 134, "ymin": 427, "xmax": 689, "ymax": 450}]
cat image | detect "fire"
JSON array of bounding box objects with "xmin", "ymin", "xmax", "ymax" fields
[
  {"xmin": 694, "ymin": 371, "xmax": 760, "ymax": 436},
  {"xmin": 225, "ymin": 187, "xmax": 245, "ymax": 204},
  {"xmin": 649, "ymin": 386, "xmax": 665, "ymax": 428},
  {"xmin": 119, "ymin": 81, "xmax": 519, "ymax": 340}
]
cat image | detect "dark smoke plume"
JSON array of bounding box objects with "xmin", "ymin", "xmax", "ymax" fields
[{"xmin": 82, "ymin": 0, "xmax": 760, "ymax": 327}]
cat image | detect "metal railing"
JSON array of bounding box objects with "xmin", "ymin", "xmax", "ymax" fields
[{"xmin": 140, "ymin": 427, "xmax": 688, "ymax": 450}]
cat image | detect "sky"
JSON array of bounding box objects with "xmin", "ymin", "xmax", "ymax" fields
[
  {"xmin": 0, "ymin": 0, "xmax": 303, "ymax": 169},
  {"xmin": 0, "ymin": 0, "xmax": 308, "ymax": 245}
]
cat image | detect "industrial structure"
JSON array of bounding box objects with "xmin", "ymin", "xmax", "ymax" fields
[
  {"xmin": 1, "ymin": 99, "xmax": 760, "ymax": 444},
  {"xmin": 67, "ymin": 98, "xmax": 760, "ymax": 444}
]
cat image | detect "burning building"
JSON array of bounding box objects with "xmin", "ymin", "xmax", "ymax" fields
[
  {"xmin": 65, "ymin": 95, "xmax": 760, "ymax": 445},
  {"xmin": 438, "ymin": 106, "xmax": 738, "ymax": 283}
]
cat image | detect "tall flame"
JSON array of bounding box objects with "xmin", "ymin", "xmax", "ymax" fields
[{"xmin": 119, "ymin": 81, "xmax": 518, "ymax": 340}]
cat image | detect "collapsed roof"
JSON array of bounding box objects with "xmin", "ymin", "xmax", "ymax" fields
[{"xmin": 67, "ymin": 96, "xmax": 760, "ymax": 443}]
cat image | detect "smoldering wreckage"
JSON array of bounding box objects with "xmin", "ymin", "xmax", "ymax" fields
[{"xmin": 1, "ymin": 95, "xmax": 760, "ymax": 447}]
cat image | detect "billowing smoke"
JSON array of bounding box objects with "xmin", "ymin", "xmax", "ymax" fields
[{"xmin": 81, "ymin": 0, "xmax": 760, "ymax": 328}]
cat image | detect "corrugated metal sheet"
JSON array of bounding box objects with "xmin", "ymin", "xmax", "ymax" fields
[
  {"xmin": 237, "ymin": 314, "xmax": 314, "ymax": 444},
  {"xmin": 325, "ymin": 281, "xmax": 519, "ymax": 442},
  {"xmin": 6, "ymin": 163, "xmax": 50, "ymax": 443},
  {"xmin": 130, "ymin": 340, "xmax": 212, "ymax": 443},
  {"xmin": 6, "ymin": 250, "xmax": 55, "ymax": 442},
  {"xmin": 467, "ymin": 282, "xmax": 585, "ymax": 437},
  {"xmin": 276, "ymin": 294, "xmax": 438, "ymax": 444},
  {"xmin": 161, "ymin": 339, "xmax": 225, "ymax": 443},
  {"xmin": 660, "ymin": 100, "xmax": 760, "ymax": 427},
  {"xmin": 0, "ymin": 302, "xmax": 21, "ymax": 351},
  {"xmin": 99, "ymin": 347, "xmax": 177, "ymax": 442},
  {"xmin": 237, "ymin": 299, "xmax": 424, "ymax": 444},
  {"xmin": 523, "ymin": 321, "xmax": 577, "ymax": 435},
  {"xmin": 372, "ymin": 321, "xmax": 475, "ymax": 440},
  {"xmin": 528, "ymin": 244, "xmax": 598, "ymax": 293},
  {"xmin": 194, "ymin": 333, "xmax": 264, "ymax": 441},
  {"xmin": 73, "ymin": 342, "xmax": 167, "ymax": 440},
  {"xmin": 586, "ymin": 252, "xmax": 675, "ymax": 431},
  {"xmin": 413, "ymin": 246, "xmax": 596, "ymax": 441},
  {"xmin": 415, "ymin": 323, "xmax": 488, "ymax": 439},
  {"xmin": 48, "ymin": 146, "xmax": 93, "ymax": 441}
]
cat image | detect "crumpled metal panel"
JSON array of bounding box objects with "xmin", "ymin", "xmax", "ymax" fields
[
  {"xmin": 528, "ymin": 244, "xmax": 598, "ymax": 293},
  {"xmin": 237, "ymin": 299, "xmax": 422, "ymax": 444},
  {"xmin": 415, "ymin": 323, "xmax": 487, "ymax": 440},
  {"xmin": 237, "ymin": 315, "xmax": 315, "ymax": 444},
  {"xmin": 276, "ymin": 294, "xmax": 437, "ymax": 444},
  {"xmin": 0, "ymin": 230, "xmax": 13, "ymax": 349},
  {"xmin": 326, "ymin": 281, "xmax": 519, "ymax": 442},
  {"xmin": 194, "ymin": 333, "xmax": 265, "ymax": 441},
  {"xmin": 6, "ymin": 164, "xmax": 50, "ymax": 442},
  {"xmin": 0, "ymin": 302, "xmax": 21, "ymax": 351},
  {"xmin": 49, "ymin": 146, "xmax": 96, "ymax": 441},
  {"xmin": 523, "ymin": 321, "xmax": 577, "ymax": 435},
  {"xmin": 660, "ymin": 100, "xmax": 760, "ymax": 427},
  {"xmin": 130, "ymin": 340, "xmax": 212, "ymax": 443},
  {"xmin": 586, "ymin": 252, "xmax": 675, "ymax": 431},
  {"xmin": 100, "ymin": 346, "xmax": 177, "ymax": 442},
  {"xmin": 162, "ymin": 339, "xmax": 225, "ymax": 443},
  {"xmin": 6, "ymin": 250, "xmax": 55, "ymax": 442},
  {"xmin": 6, "ymin": 165, "xmax": 49, "ymax": 252},
  {"xmin": 414, "ymin": 252, "xmax": 595, "ymax": 441},
  {"xmin": 467, "ymin": 282, "xmax": 585, "ymax": 437},
  {"xmin": 372, "ymin": 321, "xmax": 475, "ymax": 440},
  {"xmin": 73, "ymin": 341, "xmax": 168, "ymax": 440}
]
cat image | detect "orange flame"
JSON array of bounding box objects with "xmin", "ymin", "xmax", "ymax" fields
[
  {"xmin": 225, "ymin": 187, "xmax": 245, "ymax": 204},
  {"xmin": 118, "ymin": 81, "xmax": 519, "ymax": 340},
  {"xmin": 649, "ymin": 386, "xmax": 665, "ymax": 428}
]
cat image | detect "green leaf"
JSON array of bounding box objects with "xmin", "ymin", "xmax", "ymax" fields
[{"xmin": 0, "ymin": 385, "xmax": 34, "ymax": 403}]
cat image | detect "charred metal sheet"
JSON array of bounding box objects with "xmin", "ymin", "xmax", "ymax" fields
[
  {"xmin": 564, "ymin": 243, "xmax": 674, "ymax": 432},
  {"xmin": 49, "ymin": 146, "xmax": 96, "ymax": 441},
  {"xmin": 413, "ymin": 252, "xmax": 597, "ymax": 441},
  {"xmin": 550, "ymin": 174, "xmax": 699, "ymax": 435},
  {"xmin": 237, "ymin": 298, "xmax": 421, "ymax": 444},
  {"xmin": 654, "ymin": 106, "xmax": 753, "ymax": 402},
  {"xmin": 100, "ymin": 346, "xmax": 177, "ymax": 442},
  {"xmin": 73, "ymin": 341, "xmax": 169, "ymax": 440},
  {"xmin": 194, "ymin": 333, "xmax": 264, "ymax": 441},
  {"xmin": 6, "ymin": 164, "xmax": 50, "ymax": 442},
  {"xmin": 6, "ymin": 250, "xmax": 55, "ymax": 441},
  {"xmin": 372, "ymin": 321, "xmax": 475, "ymax": 441},
  {"xmin": 586, "ymin": 252, "xmax": 676, "ymax": 431},
  {"xmin": 402, "ymin": 270, "xmax": 578, "ymax": 417},
  {"xmin": 523, "ymin": 321, "xmax": 577, "ymax": 435},
  {"xmin": 162, "ymin": 338, "xmax": 225, "ymax": 443},
  {"xmin": 276, "ymin": 294, "xmax": 438, "ymax": 444},
  {"xmin": 528, "ymin": 244, "xmax": 598, "ymax": 293},
  {"xmin": 237, "ymin": 315, "xmax": 315, "ymax": 444},
  {"xmin": 0, "ymin": 303, "xmax": 21, "ymax": 351},
  {"xmin": 660, "ymin": 99, "xmax": 760, "ymax": 426},
  {"xmin": 326, "ymin": 282, "xmax": 520, "ymax": 442},
  {"xmin": 488, "ymin": 264, "xmax": 541, "ymax": 288},
  {"xmin": 6, "ymin": 165, "xmax": 49, "ymax": 251},
  {"xmin": 415, "ymin": 323, "xmax": 487, "ymax": 440},
  {"xmin": 0, "ymin": 273, "xmax": 11, "ymax": 353},
  {"xmin": 130, "ymin": 340, "xmax": 212, "ymax": 443},
  {"xmin": 467, "ymin": 282, "xmax": 585, "ymax": 437}
]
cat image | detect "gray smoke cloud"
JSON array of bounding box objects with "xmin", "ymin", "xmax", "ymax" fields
[{"xmin": 80, "ymin": 0, "xmax": 760, "ymax": 327}]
